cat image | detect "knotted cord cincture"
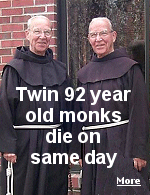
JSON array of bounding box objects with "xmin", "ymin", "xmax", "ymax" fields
[{"xmin": 6, "ymin": 161, "xmax": 13, "ymax": 195}]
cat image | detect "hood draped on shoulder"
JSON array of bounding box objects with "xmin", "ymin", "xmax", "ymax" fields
[
  {"xmin": 78, "ymin": 48, "xmax": 138, "ymax": 84},
  {"xmin": 3, "ymin": 46, "xmax": 67, "ymax": 87}
]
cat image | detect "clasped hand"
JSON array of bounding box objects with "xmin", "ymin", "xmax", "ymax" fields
[
  {"xmin": 3, "ymin": 153, "xmax": 17, "ymax": 163},
  {"xmin": 133, "ymin": 158, "xmax": 147, "ymax": 171}
]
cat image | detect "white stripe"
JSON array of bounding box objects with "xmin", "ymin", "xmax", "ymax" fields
[
  {"xmin": 82, "ymin": 120, "xmax": 129, "ymax": 131},
  {"xmin": 117, "ymin": 185, "xmax": 141, "ymax": 186},
  {"xmin": 13, "ymin": 124, "xmax": 61, "ymax": 129}
]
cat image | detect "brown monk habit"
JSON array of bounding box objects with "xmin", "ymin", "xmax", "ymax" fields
[
  {"xmin": 0, "ymin": 46, "xmax": 72, "ymax": 195},
  {"xmin": 71, "ymin": 48, "xmax": 149, "ymax": 195}
]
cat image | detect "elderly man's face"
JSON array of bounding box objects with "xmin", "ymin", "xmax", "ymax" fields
[
  {"xmin": 88, "ymin": 19, "xmax": 117, "ymax": 58},
  {"xmin": 26, "ymin": 18, "xmax": 51, "ymax": 56}
]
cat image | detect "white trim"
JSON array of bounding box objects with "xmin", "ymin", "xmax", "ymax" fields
[
  {"xmin": 13, "ymin": 124, "xmax": 61, "ymax": 129},
  {"xmin": 117, "ymin": 185, "xmax": 141, "ymax": 187},
  {"xmin": 82, "ymin": 120, "xmax": 129, "ymax": 131}
]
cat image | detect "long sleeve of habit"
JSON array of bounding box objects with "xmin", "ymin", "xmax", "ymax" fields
[
  {"xmin": 125, "ymin": 65, "xmax": 149, "ymax": 160},
  {"xmin": 0, "ymin": 67, "xmax": 19, "ymax": 153}
]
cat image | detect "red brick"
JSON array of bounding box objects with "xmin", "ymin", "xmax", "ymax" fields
[
  {"xmin": 12, "ymin": 15, "xmax": 30, "ymax": 23},
  {"xmin": 50, "ymin": 46, "xmax": 57, "ymax": 54},
  {"xmin": 52, "ymin": 29, "xmax": 57, "ymax": 37},
  {"xmin": 0, "ymin": 65, "xmax": 5, "ymax": 71},
  {"xmin": 50, "ymin": 37, "xmax": 57, "ymax": 45},
  {"xmin": 68, "ymin": 192, "xmax": 80, "ymax": 195},
  {"xmin": 2, "ymin": 8, "xmax": 23, "ymax": 16},
  {"xmin": 35, "ymin": 0, "xmax": 57, "ymax": 5},
  {"xmin": 24, "ymin": 6, "xmax": 45, "ymax": 14},
  {"xmin": 0, "ymin": 49, "xmax": 11, "ymax": 55},
  {"xmin": 46, "ymin": 14, "xmax": 57, "ymax": 21},
  {"xmin": 68, "ymin": 174, "xmax": 81, "ymax": 189},
  {"xmin": 12, "ymin": 48, "xmax": 17, "ymax": 55},
  {"xmin": 2, "ymin": 56, "xmax": 13, "ymax": 63},
  {"xmin": 24, "ymin": 39, "xmax": 29, "ymax": 46},
  {"xmin": 47, "ymin": 5, "xmax": 57, "ymax": 12},
  {"xmin": 1, "ymin": 40, "xmax": 23, "ymax": 48},
  {"xmin": 12, "ymin": 32, "xmax": 26, "ymax": 39},
  {"xmin": 2, "ymin": 24, "xmax": 23, "ymax": 32},
  {"xmin": 51, "ymin": 22, "xmax": 57, "ymax": 29},
  {"xmin": 53, "ymin": 55, "xmax": 57, "ymax": 60},
  {"xmin": 12, "ymin": 0, "xmax": 34, "ymax": 7},
  {"xmin": 24, "ymin": 24, "xmax": 28, "ymax": 30},
  {"xmin": 0, "ymin": 1, "xmax": 11, "ymax": 8},
  {"xmin": 0, "ymin": 16, "xmax": 10, "ymax": 23},
  {"xmin": 0, "ymin": 32, "xmax": 11, "ymax": 39}
]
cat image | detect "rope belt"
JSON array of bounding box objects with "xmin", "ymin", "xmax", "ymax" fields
[
  {"xmin": 8, "ymin": 123, "xmax": 61, "ymax": 195},
  {"xmin": 13, "ymin": 124, "xmax": 62, "ymax": 129},
  {"xmin": 6, "ymin": 161, "xmax": 13, "ymax": 195},
  {"xmin": 82, "ymin": 120, "xmax": 129, "ymax": 131}
]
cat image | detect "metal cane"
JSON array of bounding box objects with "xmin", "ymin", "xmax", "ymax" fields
[{"xmin": 6, "ymin": 161, "xmax": 13, "ymax": 195}]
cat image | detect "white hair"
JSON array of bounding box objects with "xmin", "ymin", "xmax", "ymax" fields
[
  {"xmin": 89, "ymin": 17, "xmax": 113, "ymax": 32},
  {"xmin": 27, "ymin": 15, "xmax": 52, "ymax": 29}
]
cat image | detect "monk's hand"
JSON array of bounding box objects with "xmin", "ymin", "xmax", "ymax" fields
[
  {"xmin": 133, "ymin": 158, "xmax": 146, "ymax": 171},
  {"xmin": 3, "ymin": 153, "xmax": 17, "ymax": 163}
]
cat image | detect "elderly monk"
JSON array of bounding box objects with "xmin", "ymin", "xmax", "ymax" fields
[
  {"xmin": 71, "ymin": 17, "xmax": 149, "ymax": 195},
  {"xmin": 0, "ymin": 15, "xmax": 71, "ymax": 195}
]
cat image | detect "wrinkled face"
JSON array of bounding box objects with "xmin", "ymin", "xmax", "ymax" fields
[
  {"xmin": 26, "ymin": 18, "xmax": 52, "ymax": 56},
  {"xmin": 88, "ymin": 19, "xmax": 117, "ymax": 58}
]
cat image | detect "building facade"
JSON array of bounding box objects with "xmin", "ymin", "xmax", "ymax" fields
[{"xmin": 0, "ymin": 0, "xmax": 149, "ymax": 193}]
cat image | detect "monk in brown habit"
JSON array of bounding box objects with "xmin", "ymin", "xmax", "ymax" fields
[
  {"xmin": 71, "ymin": 17, "xmax": 149, "ymax": 195},
  {"xmin": 0, "ymin": 15, "xmax": 71, "ymax": 195}
]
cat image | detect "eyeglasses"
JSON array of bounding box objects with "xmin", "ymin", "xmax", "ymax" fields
[
  {"xmin": 89, "ymin": 30, "xmax": 113, "ymax": 38},
  {"xmin": 31, "ymin": 28, "xmax": 52, "ymax": 37}
]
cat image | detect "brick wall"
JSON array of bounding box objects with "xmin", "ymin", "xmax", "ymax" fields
[
  {"xmin": 0, "ymin": 0, "xmax": 58, "ymax": 172},
  {"xmin": 0, "ymin": 0, "xmax": 58, "ymax": 79}
]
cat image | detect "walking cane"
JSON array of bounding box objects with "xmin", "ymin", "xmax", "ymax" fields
[{"xmin": 6, "ymin": 161, "xmax": 13, "ymax": 195}]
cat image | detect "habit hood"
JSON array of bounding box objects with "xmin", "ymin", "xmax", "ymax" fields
[
  {"xmin": 78, "ymin": 48, "xmax": 138, "ymax": 83},
  {"xmin": 3, "ymin": 46, "xmax": 67, "ymax": 87}
]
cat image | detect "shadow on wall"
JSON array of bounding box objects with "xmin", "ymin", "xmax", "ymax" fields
[{"xmin": 127, "ymin": 39, "xmax": 145, "ymax": 77}]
